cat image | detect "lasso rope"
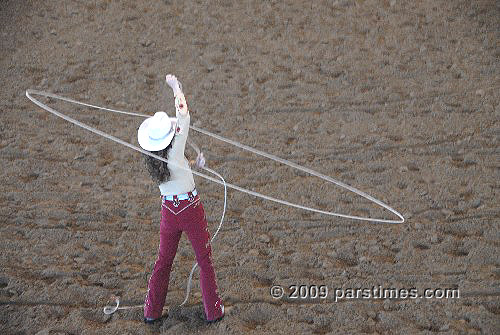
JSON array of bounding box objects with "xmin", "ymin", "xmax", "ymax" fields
[{"xmin": 25, "ymin": 89, "xmax": 404, "ymax": 314}]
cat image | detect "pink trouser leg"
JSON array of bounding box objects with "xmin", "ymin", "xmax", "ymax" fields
[
  {"xmin": 144, "ymin": 207, "xmax": 182, "ymax": 319},
  {"xmin": 183, "ymin": 203, "xmax": 223, "ymax": 321}
]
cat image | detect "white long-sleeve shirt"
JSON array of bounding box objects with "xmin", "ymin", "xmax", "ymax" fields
[{"xmin": 158, "ymin": 93, "xmax": 196, "ymax": 195}]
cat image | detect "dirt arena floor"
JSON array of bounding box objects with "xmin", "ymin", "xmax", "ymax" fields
[{"xmin": 1, "ymin": 0, "xmax": 498, "ymax": 334}]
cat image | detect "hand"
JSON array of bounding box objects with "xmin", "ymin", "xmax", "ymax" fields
[
  {"xmin": 165, "ymin": 74, "xmax": 182, "ymax": 96},
  {"xmin": 195, "ymin": 152, "xmax": 205, "ymax": 169}
]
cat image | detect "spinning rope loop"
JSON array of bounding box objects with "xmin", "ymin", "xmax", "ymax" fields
[{"xmin": 25, "ymin": 89, "xmax": 405, "ymax": 314}]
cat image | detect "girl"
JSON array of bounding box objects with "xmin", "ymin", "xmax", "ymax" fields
[{"xmin": 138, "ymin": 74, "xmax": 224, "ymax": 324}]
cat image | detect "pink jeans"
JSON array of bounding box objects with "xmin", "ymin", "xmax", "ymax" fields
[{"xmin": 143, "ymin": 191, "xmax": 223, "ymax": 321}]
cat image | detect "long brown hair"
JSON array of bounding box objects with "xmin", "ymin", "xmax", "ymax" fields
[{"xmin": 143, "ymin": 142, "xmax": 173, "ymax": 184}]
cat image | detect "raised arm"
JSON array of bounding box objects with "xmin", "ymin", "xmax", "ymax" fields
[
  {"xmin": 166, "ymin": 74, "xmax": 188, "ymax": 117},
  {"xmin": 165, "ymin": 74, "xmax": 190, "ymax": 159}
]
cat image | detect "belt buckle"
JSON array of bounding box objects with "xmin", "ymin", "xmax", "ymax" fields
[{"xmin": 173, "ymin": 195, "xmax": 180, "ymax": 207}]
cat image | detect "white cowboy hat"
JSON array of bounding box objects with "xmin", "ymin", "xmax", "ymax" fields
[{"xmin": 138, "ymin": 111, "xmax": 177, "ymax": 151}]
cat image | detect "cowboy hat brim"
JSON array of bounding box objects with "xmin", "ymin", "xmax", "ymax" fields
[{"xmin": 138, "ymin": 117, "xmax": 177, "ymax": 151}]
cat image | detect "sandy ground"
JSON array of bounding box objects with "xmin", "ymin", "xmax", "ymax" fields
[{"xmin": 1, "ymin": 0, "xmax": 499, "ymax": 334}]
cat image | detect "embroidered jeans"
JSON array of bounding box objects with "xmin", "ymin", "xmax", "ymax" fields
[{"xmin": 143, "ymin": 192, "xmax": 223, "ymax": 321}]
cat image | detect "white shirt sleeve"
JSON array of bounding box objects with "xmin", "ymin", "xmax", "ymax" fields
[
  {"xmin": 159, "ymin": 91, "xmax": 195, "ymax": 195},
  {"xmin": 169, "ymin": 112, "xmax": 190, "ymax": 161}
]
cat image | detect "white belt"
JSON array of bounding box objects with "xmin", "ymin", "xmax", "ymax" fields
[{"xmin": 162, "ymin": 189, "xmax": 197, "ymax": 201}]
